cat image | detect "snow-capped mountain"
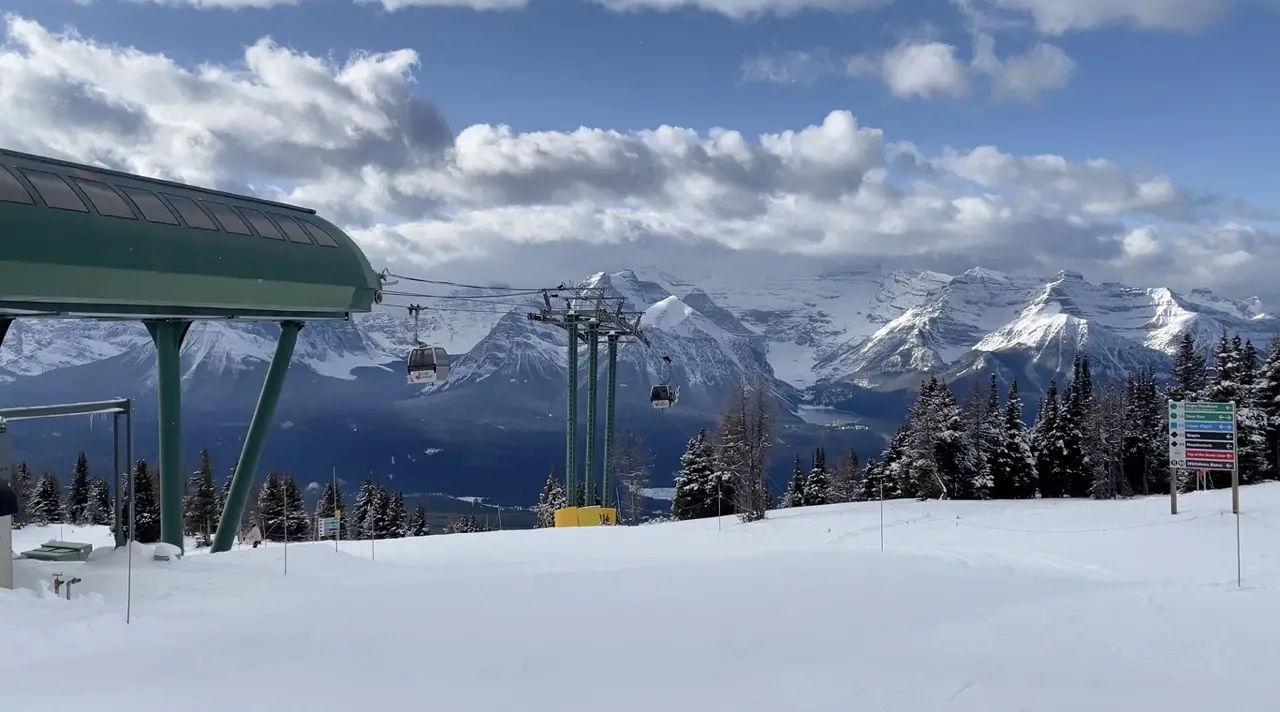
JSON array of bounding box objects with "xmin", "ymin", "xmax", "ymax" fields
[
  {"xmin": 420, "ymin": 270, "xmax": 783, "ymax": 414},
  {"xmin": 1, "ymin": 264, "xmax": 1274, "ymax": 505}
]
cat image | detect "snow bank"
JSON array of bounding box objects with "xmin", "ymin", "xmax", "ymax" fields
[{"xmin": 6, "ymin": 486, "xmax": 1280, "ymax": 710}]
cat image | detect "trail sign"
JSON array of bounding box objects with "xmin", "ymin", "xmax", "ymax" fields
[
  {"xmin": 1168, "ymin": 401, "xmax": 1237, "ymax": 472},
  {"xmin": 317, "ymin": 516, "xmax": 341, "ymax": 538}
]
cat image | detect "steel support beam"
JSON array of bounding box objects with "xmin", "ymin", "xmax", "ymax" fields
[
  {"xmin": 145, "ymin": 320, "xmax": 191, "ymax": 551},
  {"xmin": 602, "ymin": 333, "xmax": 619, "ymax": 509},
  {"xmin": 211, "ymin": 321, "xmax": 302, "ymax": 553},
  {"xmin": 584, "ymin": 321, "xmax": 600, "ymax": 506},
  {"xmin": 565, "ymin": 316, "xmax": 580, "ymax": 506}
]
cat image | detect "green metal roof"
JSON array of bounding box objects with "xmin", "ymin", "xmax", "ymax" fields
[{"xmin": 0, "ymin": 148, "xmax": 383, "ymax": 321}]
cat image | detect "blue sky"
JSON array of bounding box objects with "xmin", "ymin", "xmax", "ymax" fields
[
  {"xmin": 11, "ymin": 0, "xmax": 1276, "ymax": 204},
  {"xmin": 0, "ymin": 0, "xmax": 1276, "ymax": 294}
]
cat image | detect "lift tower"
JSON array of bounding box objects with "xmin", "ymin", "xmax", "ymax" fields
[{"xmin": 528, "ymin": 286, "xmax": 647, "ymax": 507}]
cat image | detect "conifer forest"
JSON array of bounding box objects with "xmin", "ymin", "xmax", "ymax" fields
[{"xmin": 659, "ymin": 331, "xmax": 1280, "ymax": 523}]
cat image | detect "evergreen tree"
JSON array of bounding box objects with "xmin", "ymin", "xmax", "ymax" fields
[
  {"xmin": 281, "ymin": 475, "xmax": 311, "ymax": 540},
  {"xmin": 9, "ymin": 462, "xmax": 32, "ymax": 528},
  {"xmin": 573, "ymin": 482, "xmax": 586, "ymax": 509},
  {"xmin": 672, "ymin": 429, "xmax": 719, "ymax": 520},
  {"xmin": 351, "ymin": 473, "xmax": 378, "ymax": 539},
  {"xmin": 29, "ymin": 472, "xmax": 63, "ymax": 525},
  {"xmin": 390, "ymin": 491, "xmax": 409, "ymax": 537},
  {"xmin": 1170, "ymin": 332, "xmax": 1207, "ymax": 402},
  {"xmin": 902, "ymin": 377, "xmax": 979, "ymax": 499},
  {"xmin": 1032, "ymin": 381, "xmax": 1065, "ymax": 498},
  {"xmin": 1058, "ymin": 354, "xmax": 1093, "ymax": 497},
  {"xmin": 989, "ymin": 379, "xmax": 1037, "ymax": 498},
  {"xmin": 784, "ymin": 454, "xmax": 806, "ymax": 507},
  {"xmin": 257, "ymin": 472, "xmax": 287, "ymax": 541},
  {"xmin": 183, "ymin": 449, "xmax": 219, "ymax": 543},
  {"xmin": 877, "ymin": 426, "xmax": 910, "ymax": 499},
  {"xmin": 535, "ymin": 470, "xmax": 566, "ymax": 528},
  {"xmin": 1121, "ymin": 369, "xmax": 1167, "ymax": 495},
  {"xmin": 365, "ymin": 485, "xmax": 397, "ymax": 539},
  {"xmin": 406, "ymin": 503, "xmax": 429, "ymax": 536},
  {"xmin": 1256, "ymin": 336, "xmax": 1280, "ymax": 479},
  {"xmin": 801, "ymin": 448, "xmax": 829, "ymax": 506},
  {"xmin": 857, "ymin": 457, "xmax": 882, "ymax": 501},
  {"xmin": 446, "ymin": 513, "xmax": 485, "ymax": 534},
  {"xmin": 1238, "ymin": 338, "xmax": 1269, "ymax": 481},
  {"xmin": 86, "ymin": 477, "xmax": 113, "ymax": 526},
  {"xmin": 1087, "ymin": 382, "xmax": 1131, "ymax": 499},
  {"xmin": 315, "ymin": 479, "xmax": 348, "ymax": 538},
  {"xmin": 66, "ymin": 452, "xmax": 92, "ymax": 524},
  {"xmin": 827, "ymin": 449, "xmax": 859, "ymax": 503},
  {"xmin": 123, "ymin": 460, "xmax": 161, "ymax": 543}
]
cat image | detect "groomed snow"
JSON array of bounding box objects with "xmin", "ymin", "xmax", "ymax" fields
[{"xmin": 8, "ymin": 486, "xmax": 1280, "ymax": 710}]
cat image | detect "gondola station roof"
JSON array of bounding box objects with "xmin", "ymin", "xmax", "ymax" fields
[{"xmin": 0, "ymin": 148, "xmax": 382, "ymax": 321}]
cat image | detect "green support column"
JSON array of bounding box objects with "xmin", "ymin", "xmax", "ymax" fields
[
  {"xmin": 584, "ymin": 320, "xmax": 600, "ymax": 506},
  {"xmin": 601, "ymin": 333, "xmax": 619, "ymax": 509},
  {"xmin": 145, "ymin": 320, "xmax": 191, "ymax": 550},
  {"xmin": 565, "ymin": 316, "xmax": 579, "ymax": 507},
  {"xmin": 211, "ymin": 321, "xmax": 303, "ymax": 553}
]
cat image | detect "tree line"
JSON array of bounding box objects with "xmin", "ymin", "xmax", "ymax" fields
[
  {"xmin": 6, "ymin": 448, "xmax": 488, "ymax": 544},
  {"xmin": 666, "ymin": 330, "xmax": 1280, "ymax": 521}
]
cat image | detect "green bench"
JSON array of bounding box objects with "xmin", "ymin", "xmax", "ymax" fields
[{"xmin": 20, "ymin": 540, "xmax": 94, "ymax": 562}]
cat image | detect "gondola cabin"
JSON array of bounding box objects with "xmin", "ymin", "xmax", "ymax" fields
[
  {"xmin": 650, "ymin": 384, "xmax": 676, "ymax": 409},
  {"xmin": 408, "ymin": 346, "xmax": 450, "ymax": 383}
]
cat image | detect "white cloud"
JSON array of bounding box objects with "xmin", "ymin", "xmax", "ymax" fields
[
  {"xmin": 753, "ymin": 36, "xmax": 1072, "ymax": 102},
  {"xmin": 847, "ymin": 41, "xmax": 971, "ymax": 99},
  {"xmin": 740, "ymin": 50, "xmax": 833, "ymax": 85},
  {"xmin": 970, "ymin": 33, "xmax": 1074, "ymax": 100},
  {"xmin": 590, "ymin": 0, "xmax": 890, "ymax": 19},
  {"xmin": 970, "ymin": 0, "xmax": 1243, "ymax": 35},
  {"xmin": 0, "ymin": 14, "xmax": 1270, "ymax": 296}
]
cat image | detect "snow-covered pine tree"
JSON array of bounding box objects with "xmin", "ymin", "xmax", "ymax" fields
[
  {"xmin": 446, "ymin": 513, "xmax": 485, "ymax": 534},
  {"xmin": 407, "ymin": 503, "xmax": 429, "ymax": 536},
  {"xmin": 672, "ymin": 428, "xmax": 718, "ymax": 520},
  {"xmin": 1121, "ymin": 369, "xmax": 1166, "ymax": 495},
  {"xmin": 351, "ymin": 474, "xmax": 377, "ymax": 539},
  {"xmin": 876, "ymin": 426, "xmax": 910, "ymax": 499},
  {"xmin": 902, "ymin": 378, "xmax": 945, "ymax": 499},
  {"xmin": 1170, "ymin": 332, "xmax": 1208, "ymax": 403},
  {"xmin": 1087, "ymin": 382, "xmax": 1131, "ymax": 499},
  {"xmin": 9, "ymin": 461, "xmax": 32, "ymax": 528},
  {"xmin": 801, "ymin": 448, "xmax": 829, "ymax": 506},
  {"xmin": 368, "ymin": 485, "xmax": 397, "ymax": 539},
  {"xmin": 1236, "ymin": 338, "xmax": 1269, "ymax": 482},
  {"xmin": 959, "ymin": 375, "xmax": 999, "ymax": 499},
  {"xmin": 183, "ymin": 449, "xmax": 219, "ymax": 543},
  {"xmin": 827, "ymin": 449, "xmax": 859, "ymax": 503},
  {"xmin": 28, "ymin": 472, "xmax": 63, "ymax": 525},
  {"xmin": 1257, "ymin": 336, "xmax": 1280, "ymax": 479},
  {"xmin": 857, "ymin": 456, "xmax": 881, "ymax": 501},
  {"xmin": 390, "ymin": 491, "xmax": 408, "ymax": 537},
  {"xmin": 314, "ymin": 479, "xmax": 348, "ymax": 538},
  {"xmin": 1032, "ymin": 381, "xmax": 1064, "ymax": 498},
  {"xmin": 281, "ymin": 475, "xmax": 311, "ymax": 540},
  {"xmin": 1059, "ymin": 354, "xmax": 1093, "ymax": 498},
  {"xmin": 124, "ymin": 460, "xmax": 161, "ymax": 543},
  {"xmin": 66, "ymin": 452, "xmax": 91, "ymax": 525},
  {"xmin": 257, "ymin": 472, "xmax": 286, "ymax": 541},
  {"xmin": 86, "ymin": 477, "xmax": 113, "ymax": 526},
  {"xmin": 988, "ymin": 379, "xmax": 1036, "ymax": 498},
  {"xmin": 535, "ymin": 470, "xmax": 566, "ymax": 528},
  {"xmin": 784, "ymin": 454, "xmax": 806, "ymax": 507},
  {"xmin": 932, "ymin": 379, "xmax": 981, "ymax": 499}
]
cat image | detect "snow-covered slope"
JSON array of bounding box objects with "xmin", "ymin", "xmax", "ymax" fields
[{"xmin": 9, "ymin": 485, "xmax": 1280, "ymax": 710}]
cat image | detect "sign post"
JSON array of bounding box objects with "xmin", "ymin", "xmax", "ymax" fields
[{"xmin": 1168, "ymin": 400, "xmax": 1241, "ymax": 585}]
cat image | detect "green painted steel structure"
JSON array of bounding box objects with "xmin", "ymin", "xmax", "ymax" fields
[{"xmin": 0, "ymin": 148, "xmax": 382, "ymax": 552}]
